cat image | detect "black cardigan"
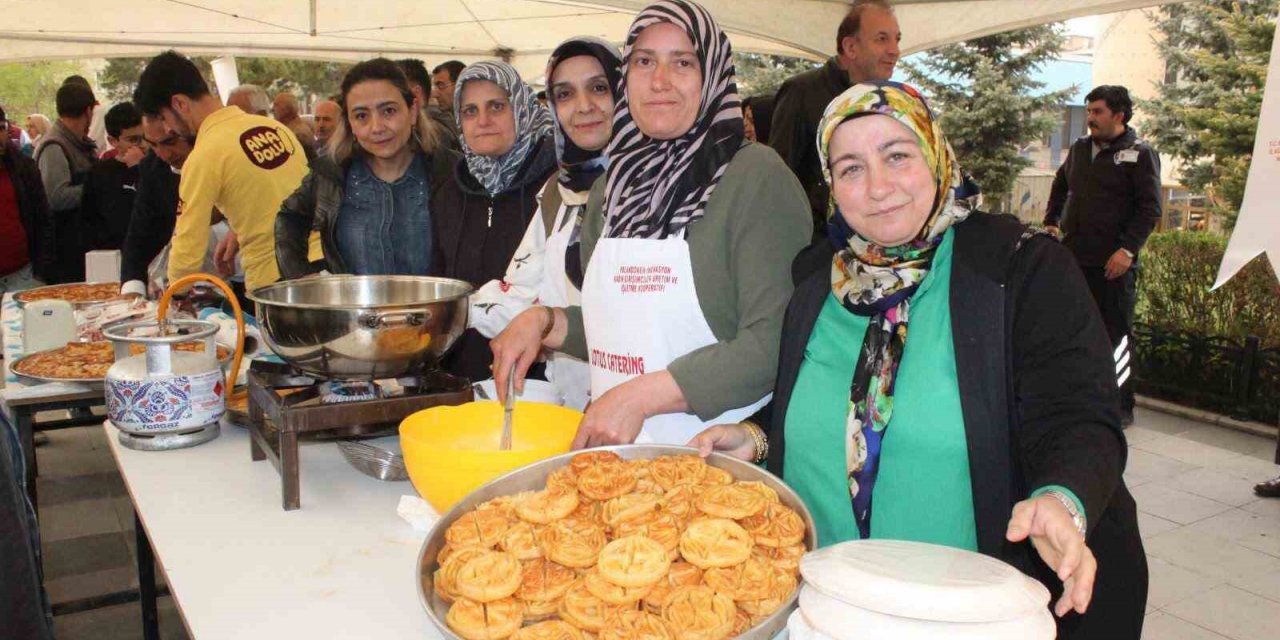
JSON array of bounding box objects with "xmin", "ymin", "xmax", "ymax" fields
[{"xmin": 767, "ymin": 213, "xmax": 1147, "ymax": 638}]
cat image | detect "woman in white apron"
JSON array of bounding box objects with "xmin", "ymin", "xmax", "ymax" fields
[
  {"xmin": 490, "ymin": 0, "xmax": 811, "ymax": 447},
  {"xmin": 468, "ymin": 38, "xmax": 622, "ymax": 411}
]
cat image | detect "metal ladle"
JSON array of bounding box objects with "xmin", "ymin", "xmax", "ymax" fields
[{"xmin": 500, "ymin": 363, "xmax": 515, "ymax": 450}]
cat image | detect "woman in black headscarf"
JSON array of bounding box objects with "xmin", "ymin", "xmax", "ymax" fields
[
  {"xmin": 742, "ymin": 94, "xmax": 774, "ymax": 144},
  {"xmin": 491, "ymin": 0, "xmax": 811, "ymax": 447}
]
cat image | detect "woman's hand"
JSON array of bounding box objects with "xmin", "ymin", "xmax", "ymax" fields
[
  {"xmin": 490, "ymin": 307, "xmax": 551, "ymax": 403},
  {"xmin": 687, "ymin": 424, "xmax": 756, "ymax": 462},
  {"xmin": 571, "ymin": 371, "xmax": 689, "ymax": 449},
  {"xmin": 1006, "ymin": 495, "xmax": 1097, "ymax": 617}
]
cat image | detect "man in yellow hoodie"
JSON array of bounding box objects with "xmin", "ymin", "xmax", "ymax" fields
[{"xmin": 133, "ymin": 51, "xmax": 308, "ymax": 297}]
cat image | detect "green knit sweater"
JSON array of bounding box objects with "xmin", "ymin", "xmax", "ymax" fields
[{"xmin": 561, "ymin": 142, "xmax": 812, "ymax": 419}]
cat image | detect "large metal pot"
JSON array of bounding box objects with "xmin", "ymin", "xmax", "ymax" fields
[{"xmin": 249, "ymin": 276, "xmax": 472, "ymax": 379}]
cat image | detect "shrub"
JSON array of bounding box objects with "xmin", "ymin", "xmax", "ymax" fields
[{"xmin": 1137, "ymin": 231, "xmax": 1280, "ymax": 347}]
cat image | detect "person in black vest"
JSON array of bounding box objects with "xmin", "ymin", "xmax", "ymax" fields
[
  {"xmin": 1044, "ymin": 85, "xmax": 1161, "ymax": 427},
  {"xmin": 34, "ymin": 81, "xmax": 98, "ymax": 283}
]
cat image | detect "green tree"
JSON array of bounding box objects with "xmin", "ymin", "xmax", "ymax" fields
[
  {"xmin": 903, "ymin": 25, "xmax": 1073, "ymax": 210},
  {"xmin": 1142, "ymin": 0, "xmax": 1278, "ymax": 230},
  {"xmin": 0, "ymin": 60, "xmax": 88, "ymax": 119},
  {"xmin": 732, "ymin": 53, "xmax": 817, "ymax": 98}
]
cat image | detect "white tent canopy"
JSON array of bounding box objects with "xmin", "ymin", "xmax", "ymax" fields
[{"xmin": 0, "ymin": 0, "xmax": 1180, "ymax": 83}]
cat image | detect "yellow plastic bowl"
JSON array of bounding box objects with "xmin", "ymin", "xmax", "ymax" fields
[{"xmin": 399, "ymin": 401, "xmax": 582, "ymax": 513}]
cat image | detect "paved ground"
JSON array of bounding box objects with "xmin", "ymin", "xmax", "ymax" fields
[{"xmin": 26, "ymin": 406, "xmax": 1280, "ymax": 639}]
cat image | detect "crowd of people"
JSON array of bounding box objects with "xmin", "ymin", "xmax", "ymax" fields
[{"xmin": 14, "ymin": 0, "xmax": 1266, "ymax": 636}]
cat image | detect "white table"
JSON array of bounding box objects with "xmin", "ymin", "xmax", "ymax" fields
[{"xmin": 106, "ymin": 419, "xmax": 446, "ymax": 639}]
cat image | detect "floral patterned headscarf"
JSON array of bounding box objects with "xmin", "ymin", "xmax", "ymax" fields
[{"xmin": 817, "ymin": 81, "xmax": 971, "ymax": 539}]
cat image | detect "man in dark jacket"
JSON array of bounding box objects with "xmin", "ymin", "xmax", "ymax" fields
[
  {"xmin": 398, "ymin": 58, "xmax": 462, "ymax": 150},
  {"xmin": 119, "ymin": 115, "xmax": 191, "ymax": 297},
  {"xmin": 81, "ymin": 102, "xmax": 146, "ymax": 253},
  {"xmin": 35, "ymin": 81, "xmax": 99, "ymax": 283},
  {"xmin": 1044, "ymin": 85, "xmax": 1162, "ymax": 426},
  {"xmin": 0, "ymin": 105, "xmax": 55, "ymax": 292},
  {"xmin": 770, "ymin": 0, "xmax": 900, "ymax": 239}
]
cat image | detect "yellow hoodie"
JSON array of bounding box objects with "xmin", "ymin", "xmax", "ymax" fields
[{"xmin": 170, "ymin": 106, "xmax": 309, "ymax": 291}]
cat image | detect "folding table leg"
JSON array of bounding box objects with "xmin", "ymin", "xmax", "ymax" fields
[{"xmin": 135, "ymin": 511, "xmax": 160, "ymax": 640}]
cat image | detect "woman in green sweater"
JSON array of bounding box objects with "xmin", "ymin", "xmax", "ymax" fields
[
  {"xmin": 490, "ymin": 0, "xmax": 810, "ymax": 447},
  {"xmin": 691, "ymin": 82, "xmax": 1147, "ymax": 638}
]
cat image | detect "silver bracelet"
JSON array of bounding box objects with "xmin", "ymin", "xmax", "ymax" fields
[{"xmin": 1044, "ymin": 491, "xmax": 1087, "ymax": 538}]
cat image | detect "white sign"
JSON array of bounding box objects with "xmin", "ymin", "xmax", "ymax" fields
[{"xmin": 1213, "ymin": 20, "xmax": 1280, "ymax": 289}]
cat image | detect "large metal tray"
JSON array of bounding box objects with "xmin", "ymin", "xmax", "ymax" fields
[
  {"xmin": 13, "ymin": 281, "xmax": 125, "ymax": 309},
  {"xmin": 8, "ymin": 341, "xmax": 234, "ymax": 387},
  {"xmin": 415, "ymin": 444, "xmax": 817, "ymax": 640}
]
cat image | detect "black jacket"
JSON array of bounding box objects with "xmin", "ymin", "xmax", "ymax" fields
[
  {"xmin": 0, "ymin": 143, "xmax": 55, "ymax": 282},
  {"xmin": 274, "ymin": 149, "xmax": 458, "ymax": 279},
  {"xmin": 80, "ymin": 158, "xmax": 138, "ymax": 251},
  {"xmin": 432, "ymin": 136, "xmax": 557, "ymax": 382},
  {"xmin": 769, "ymin": 57, "xmax": 850, "ymax": 237},
  {"xmin": 770, "ymin": 213, "xmax": 1146, "ymax": 639},
  {"xmin": 1044, "ymin": 127, "xmax": 1162, "ymax": 267},
  {"xmin": 120, "ymin": 152, "xmax": 179, "ymax": 285}
]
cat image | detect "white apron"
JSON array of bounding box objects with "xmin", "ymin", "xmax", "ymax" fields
[
  {"xmin": 541, "ymin": 200, "xmax": 591, "ymax": 411},
  {"xmin": 582, "ymin": 235, "xmax": 770, "ymax": 445}
]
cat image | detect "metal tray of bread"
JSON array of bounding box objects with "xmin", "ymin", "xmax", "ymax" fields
[
  {"xmin": 12, "ymin": 281, "xmax": 125, "ymax": 309},
  {"xmin": 416, "ymin": 444, "xmax": 817, "ymax": 640}
]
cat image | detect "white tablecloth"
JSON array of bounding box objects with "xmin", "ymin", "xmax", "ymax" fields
[
  {"xmin": 1, "ymin": 293, "xmax": 100, "ymax": 416},
  {"xmin": 106, "ymin": 420, "xmax": 446, "ymax": 640}
]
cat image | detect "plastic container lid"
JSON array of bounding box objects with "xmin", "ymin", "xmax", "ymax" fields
[
  {"xmin": 799, "ymin": 540, "xmax": 1051, "ymax": 624},
  {"xmin": 799, "ymin": 583, "xmax": 1056, "ymax": 640}
]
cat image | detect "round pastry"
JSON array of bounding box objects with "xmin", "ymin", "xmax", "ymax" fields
[
  {"xmin": 500, "ymin": 522, "xmax": 545, "ymax": 561},
  {"xmin": 738, "ymin": 503, "xmax": 805, "ymax": 548},
  {"xmin": 599, "ymin": 609, "xmax": 674, "ymax": 640},
  {"xmin": 650, "ymin": 455, "xmax": 707, "ymax": 491},
  {"xmin": 735, "ymin": 481, "xmax": 780, "ymax": 504},
  {"xmin": 539, "ymin": 518, "xmax": 608, "ymax": 568},
  {"xmin": 693, "ymin": 484, "xmax": 766, "ymax": 520},
  {"xmin": 477, "ymin": 492, "xmax": 531, "ymax": 520},
  {"xmin": 656, "ymin": 485, "xmax": 695, "ymax": 524},
  {"xmin": 517, "ymin": 488, "xmax": 581, "ymax": 524},
  {"xmin": 613, "ymin": 512, "xmax": 681, "ymax": 558},
  {"xmin": 731, "ymin": 608, "xmax": 754, "ymax": 636},
  {"xmin": 570, "ymin": 450, "xmax": 623, "ymax": 476},
  {"xmin": 751, "ymin": 542, "xmax": 805, "ymax": 575},
  {"xmin": 597, "ymin": 536, "xmax": 671, "ymax": 589},
  {"xmin": 436, "ymin": 547, "xmax": 492, "ymax": 604},
  {"xmin": 735, "ymin": 569, "xmax": 798, "ymax": 618},
  {"xmin": 701, "ymin": 556, "xmax": 774, "ymax": 601},
  {"xmin": 546, "ymin": 466, "xmax": 579, "ymax": 493},
  {"xmin": 660, "ymin": 586, "xmax": 735, "ymax": 640},
  {"xmin": 699, "ymin": 466, "xmax": 734, "ymax": 486},
  {"xmin": 447, "ymin": 509, "xmax": 511, "ymax": 549},
  {"xmin": 560, "ymin": 578, "xmax": 634, "ymax": 633},
  {"xmin": 585, "ymin": 567, "xmax": 653, "ymax": 605},
  {"xmin": 641, "ymin": 562, "xmax": 703, "ymax": 614},
  {"xmin": 603, "ymin": 493, "xmax": 661, "ymax": 529},
  {"xmin": 438, "ymin": 544, "xmax": 458, "ymax": 565},
  {"xmin": 521, "ymin": 596, "xmax": 561, "ymax": 622},
  {"xmin": 513, "ymin": 620, "xmax": 585, "ymax": 640},
  {"xmin": 455, "ymin": 550, "xmax": 523, "ymax": 602},
  {"xmin": 677, "ymin": 519, "xmax": 753, "ymax": 569},
  {"xmin": 578, "ymin": 462, "xmax": 638, "ymax": 501},
  {"xmin": 447, "ymin": 597, "xmax": 525, "ymax": 640},
  {"xmin": 571, "ymin": 499, "xmax": 607, "ymax": 528},
  {"xmin": 516, "ymin": 558, "xmax": 578, "ymax": 603}
]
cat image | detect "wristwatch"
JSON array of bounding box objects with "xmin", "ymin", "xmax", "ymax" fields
[{"xmin": 1045, "ymin": 491, "xmax": 1087, "ymax": 538}]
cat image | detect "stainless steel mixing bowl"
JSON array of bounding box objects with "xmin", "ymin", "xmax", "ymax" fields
[{"xmin": 249, "ymin": 275, "xmax": 472, "ymax": 379}]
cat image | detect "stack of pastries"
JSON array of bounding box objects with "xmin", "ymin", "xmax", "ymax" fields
[{"xmin": 434, "ymin": 452, "xmax": 807, "ymax": 640}]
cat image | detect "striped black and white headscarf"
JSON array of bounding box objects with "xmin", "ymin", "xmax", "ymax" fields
[
  {"xmin": 454, "ymin": 61, "xmax": 554, "ymax": 196},
  {"xmin": 602, "ymin": 0, "xmax": 744, "ymax": 239}
]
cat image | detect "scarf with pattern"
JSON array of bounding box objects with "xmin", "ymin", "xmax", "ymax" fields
[
  {"xmin": 454, "ymin": 61, "xmax": 553, "ymax": 196},
  {"xmin": 817, "ymin": 81, "xmax": 971, "ymax": 538},
  {"xmin": 601, "ymin": 0, "xmax": 744, "ymax": 239},
  {"xmin": 546, "ymin": 37, "xmax": 622, "ymax": 193}
]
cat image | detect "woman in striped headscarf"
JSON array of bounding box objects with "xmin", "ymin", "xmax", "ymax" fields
[
  {"xmin": 433, "ymin": 60, "xmax": 558, "ymax": 382},
  {"xmin": 691, "ymin": 81, "xmax": 1147, "ymax": 638},
  {"xmin": 491, "ymin": 0, "xmax": 811, "ymax": 447}
]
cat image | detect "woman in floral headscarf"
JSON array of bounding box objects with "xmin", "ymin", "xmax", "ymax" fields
[
  {"xmin": 691, "ymin": 82, "xmax": 1147, "ymax": 639},
  {"xmin": 433, "ymin": 61, "xmax": 558, "ymax": 381}
]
